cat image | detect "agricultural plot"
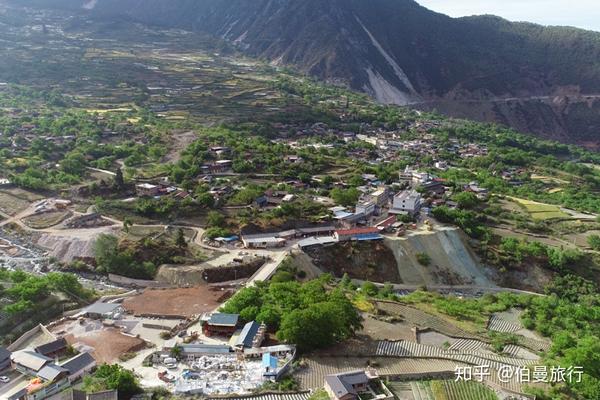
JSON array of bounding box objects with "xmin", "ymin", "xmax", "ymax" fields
[
  {"xmin": 508, "ymin": 197, "xmax": 569, "ymax": 220},
  {"xmin": 375, "ymin": 301, "xmax": 482, "ymax": 339},
  {"xmin": 22, "ymin": 210, "xmax": 71, "ymax": 229},
  {"xmin": 530, "ymin": 174, "xmax": 569, "ymax": 185},
  {"xmin": 0, "ymin": 190, "xmax": 31, "ymax": 215},
  {"xmin": 430, "ymin": 380, "xmax": 498, "ymax": 400}
]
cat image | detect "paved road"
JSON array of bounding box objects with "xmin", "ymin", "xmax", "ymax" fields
[{"xmin": 245, "ymin": 248, "xmax": 291, "ymax": 286}]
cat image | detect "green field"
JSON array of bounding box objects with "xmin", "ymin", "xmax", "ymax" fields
[{"xmin": 509, "ymin": 196, "xmax": 569, "ymax": 220}]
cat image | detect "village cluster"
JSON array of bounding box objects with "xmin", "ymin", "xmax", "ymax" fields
[{"xmin": 0, "ymin": 295, "xmax": 298, "ymax": 400}]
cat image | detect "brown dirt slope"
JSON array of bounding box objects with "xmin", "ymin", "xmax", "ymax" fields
[{"xmin": 304, "ymin": 241, "xmax": 401, "ymax": 283}]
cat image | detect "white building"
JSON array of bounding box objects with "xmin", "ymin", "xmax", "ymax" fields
[
  {"xmin": 399, "ymin": 166, "xmax": 433, "ymax": 186},
  {"xmin": 390, "ymin": 190, "xmax": 421, "ymax": 216},
  {"xmin": 355, "ymin": 201, "xmax": 376, "ymax": 217}
]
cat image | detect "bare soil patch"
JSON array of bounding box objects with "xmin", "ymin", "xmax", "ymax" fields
[
  {"xmin": 122, "ymin": 285, "xmax": 231, "ymax": 317},
  {"xmin": 359, "ymin": 315, "xmax": 416, "ymax": 342},
  {"xmin": 65, "ymin": 329, "xmax": 145, "ymax": 363}
]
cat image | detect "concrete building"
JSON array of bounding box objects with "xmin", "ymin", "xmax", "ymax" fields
[
  {"xmin": 135, "ymin": 183, "xmax": 159, "ymax": 197},
  {"xmin": 389, "ymin": 190, "xmax": 421, "ymax": 216},
  {"xmin": 355, "ymin": 201, "xmax": 376, "ymax": 217},
  {"xmin": 241, "ymin": 234, "xmax": 286, "ymax": 249},
  {"xmin": 366, "ymin": 187, "xmax": 390, "ymax": 207}
]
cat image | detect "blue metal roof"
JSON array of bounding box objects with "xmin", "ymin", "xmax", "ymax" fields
[
  {"xmin": 236, "ymin": 321, "xmax": 261, "ymax": 348},
  {"xmin": 354, "ymin": 233, "xmax": 383, "ymax": 241},
  {"xmin": 262, "ymin": 353, "xmax": 278, "ymax": 369}
]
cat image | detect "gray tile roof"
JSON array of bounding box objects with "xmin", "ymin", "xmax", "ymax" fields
[
  {"xmin": 37, "ymin": 364, "xmax": 68, "ymax": 382},
  {"xmin": 35, "ymin": 337, "xmax": 68, "ymax": 356},
  {"xmin": 325, "ymin": 370, "xmax": 368, "ymax": 399},
  {"xmin": 61, "ymin": 352, "xmax": 96, "ymax": 375}
]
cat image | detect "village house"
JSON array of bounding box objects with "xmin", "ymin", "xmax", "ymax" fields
[
  {"xmin": 11, "ymin": 350, "xmax": 53, "ymax": 376},
  {"xmin": 464, "ymin": 182, "xmax": 489, "ymax": 200},
  {"xmin": 284, "ymin": 155, "xmax": 303, "ymax": 164},
  {"xmin": 136, "ymin": 183, "xmax": 159, "ymax": 197},
  {"xmin": 389, "ymin": 190, "xmax": 422, "ymax": 216},
  {"xmin": 419, "ymin": 179, "xmax": 446, "ymax": 196},
  {"xmin": 324, "ymin": 371, "xmax": 370, "ymax": 400},
  {"xmin": 203, "ymin": 313, "xmax": 240, "ymax": 337},
  {"xmin": 60, "ymin": 352, "xmax": 97, "ymax": 383},
  {"xmin": 34, "ymin": 338, "xmax": 68, "ymax": 359},
  {"xmin": 241, "ymin": 233, "xmax": 287, "ymax": 249}
]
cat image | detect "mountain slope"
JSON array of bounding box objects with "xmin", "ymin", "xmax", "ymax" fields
[{"xmin": 14, "ymin": 0, "xmax": 600, "ymax": 146}]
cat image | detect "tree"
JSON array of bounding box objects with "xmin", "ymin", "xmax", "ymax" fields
[
  {"xmin": 83, "ymin": 364, "xmax": 141, "ymax": 399},
  {"xmin": 94, "ymin": 234, "xmax": 119, "ymax": 271},
  {"xmin": 416, "ymin": 252, "xmax": 431, "ymax": 266},
  {"xmin": 452, "ymin": 191, "xmax": 479, "ymax": 209},
  {"xmin": 207, "ymin": 211, "xmax": 225, "ymax": 228},
  {"xmin": 197, "ymin": 192, "xmax": 215, "ymax": 208},
  {"xmin": 170, "ymin": 344, "xmax": 183, "ymax": 359},
  {"xmin": 114, "ymin": 167, "xmax": 125, "ymax": 189},
  {"xmin": 330, "ymin": 187, "xmax": 360, "ymax": 207},
  {"xmin": 361, "ymin": 281, "xmax": 378, "ymax": 296},
  {"xmin": 123, "ymin": 218, "xmax": 132, "ymax": 234},
  {"xmin": 587, "ymin": 234, "xmax": 600, "ymax": 251},
  {"xmin": 175, "ymin": 228, "xmax": 187, "ymax": 249}
]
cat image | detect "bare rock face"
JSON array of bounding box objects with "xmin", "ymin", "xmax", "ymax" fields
[{"xmin": 36, "ymin": 233, "xmax": 99, "ymax": 263}]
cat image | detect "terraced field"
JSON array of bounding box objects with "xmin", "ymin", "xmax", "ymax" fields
[
  {"xmin": 375, "ymin": 301, "xmax": 482, "ymax": 339},
  {"xmin": 295, "ymin": 357, "xmax": 463, "ymax": 390},
  {"xmin": 430, "ymin": 380, "xmax": 498, "ymax": 400},
  {"xmin": 22, "ymin": 210, "xmax": 71, "ymax": 229},
  {"xmin": 508, "ymin": 197, "xmax": 569, "ymax": 220},
  {"xmin": 376, "ymin": 340, "xmax": 534, "ymax": 370}
]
